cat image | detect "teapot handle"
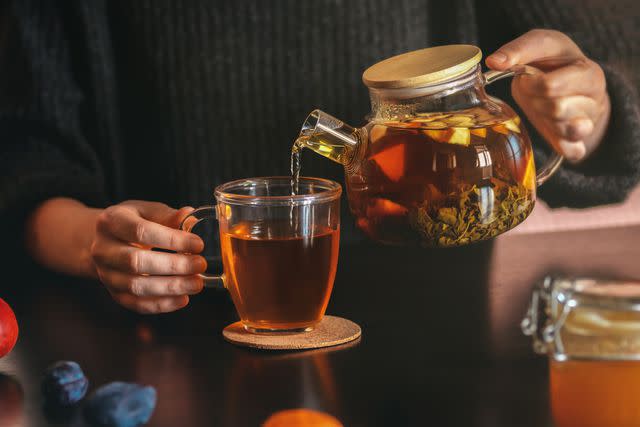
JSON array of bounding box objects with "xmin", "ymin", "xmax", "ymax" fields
[
  {"xmin": 179, "ymin": 206, "xmax": 226, "ymax": 289},
  {"xmin": 483, "ymin": 66, "xmax": 563, "ymax": 186}
]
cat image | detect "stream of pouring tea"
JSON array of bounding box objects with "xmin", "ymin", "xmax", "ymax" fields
[
  {"xmin": 290, "ymin": 138, "xmax": 303, "ymax": 196},
  {"xmin": 289, "ymin": 138, "xmax": 304, "ymax": 230}
]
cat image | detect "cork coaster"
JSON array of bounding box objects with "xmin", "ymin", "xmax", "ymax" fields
[{"xmin": 222, "ymin": 315, "xmax": 361, "ymax": 350}]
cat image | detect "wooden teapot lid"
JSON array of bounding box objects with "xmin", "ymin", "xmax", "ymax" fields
[{"xmin": 363, "ymin": 45, "xmax": 482, "ymax": 89}]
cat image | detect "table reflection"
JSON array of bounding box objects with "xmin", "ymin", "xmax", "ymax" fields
[
  {"xmin": 132, "ymin": 340, "xmax": 203, "ymax": 426},
  {"xmin": 222, "ymin": 345, "xmax": 353, "ymax": 426},
  {"xmin": 127, "ymin": 315, "xmax": 355, "ymax": 427},
  {"xmin": 2, "ymin": 225, "xmax": 638, "ymax": 427},
  {"xmin": 0, "ymin": 374, "xmax": 23, "ymax": 427}
]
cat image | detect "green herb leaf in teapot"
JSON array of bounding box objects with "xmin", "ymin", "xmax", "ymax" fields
[{"xmin": 409, "ymin": 182, "xmax": 534, "ymax": 247}]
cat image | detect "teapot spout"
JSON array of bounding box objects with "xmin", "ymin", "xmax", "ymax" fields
[{"xmin": 295, "ymin": 110, "xmax": 362, "ymax": 166}]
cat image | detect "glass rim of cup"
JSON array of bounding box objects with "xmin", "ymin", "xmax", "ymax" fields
[{"xmin": 214, "ymin": 176, "xmax": 342, "ymax": 207}]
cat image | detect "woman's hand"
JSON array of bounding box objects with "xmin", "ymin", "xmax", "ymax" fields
[
  {"xmin": 26, "ymin": 198, "xmax": 206, "ymax": 313},
  {"xmin": 90, "ymin": 201, "xmax": 206, "ymax": 313},
  {"xmin": 486, "ymin": 29, "xmax": 611, "ymax": 162}
]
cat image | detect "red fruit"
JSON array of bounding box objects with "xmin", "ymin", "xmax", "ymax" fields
[{"xmin": 0, "ymin": 298, "xmax": 18, "ymax": 358}]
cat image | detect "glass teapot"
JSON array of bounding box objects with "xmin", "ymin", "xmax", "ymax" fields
[{"xmin": 293, "ymin": 45, "xmax": 562, "ymax": 247}]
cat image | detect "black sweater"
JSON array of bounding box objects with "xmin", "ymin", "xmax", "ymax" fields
[{"xmin": 1, "ymin": 0, "xmax": 639, "ymax": 256}]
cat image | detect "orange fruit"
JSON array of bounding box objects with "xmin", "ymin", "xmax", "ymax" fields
[
  {"xmin": 366, "ymin": 198, "xmax": 408, "ymax": 218},
  {"xmin": 262, "ymin": 409, "xmax": 343, "ymax": 427},
  {"xmin": 370, "ymin": 143, "xmax": 405, "ymax": 182}
]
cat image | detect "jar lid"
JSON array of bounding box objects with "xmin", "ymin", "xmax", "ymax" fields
[
  {"xmin": 362, "ymin": 45, "xmax": 482, "ymax": 89},
  {"xmin": 522, "ymin": 276, "xmax": 640, "ymax": 361}
]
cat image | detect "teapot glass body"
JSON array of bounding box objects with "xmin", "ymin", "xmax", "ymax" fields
[{"xmin": 295, "ymin": 64, "xmax": 561, "ymax": 247}]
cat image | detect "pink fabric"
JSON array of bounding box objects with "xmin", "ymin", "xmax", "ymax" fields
[{"xmin": 505, "ymin": 185, "xmax": 640, "ymax": 235}]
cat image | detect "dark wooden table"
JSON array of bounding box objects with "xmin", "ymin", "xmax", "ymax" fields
[{"xmin": 1, "ymin": 225, "xmax": 639, "ymax": 427}]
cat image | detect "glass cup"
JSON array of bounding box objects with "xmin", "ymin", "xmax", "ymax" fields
[{"xmin": 181, "ymin": 177, "xmax": 341, "ymax": 333}]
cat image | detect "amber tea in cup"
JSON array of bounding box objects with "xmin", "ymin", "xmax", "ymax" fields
[{"xmin": 181, "ymin": 177, "xmax": 341, "ymax": 333}]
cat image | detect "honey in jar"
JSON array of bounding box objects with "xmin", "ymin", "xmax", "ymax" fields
[{"xmin": 523, "ymin": 277, "xmax": 640, "ymax": 427}]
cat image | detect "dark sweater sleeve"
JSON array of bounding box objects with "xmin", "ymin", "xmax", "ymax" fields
[
  {"xmin": 534, "ymin": 62, "xmax": 640, "ymax": 207},
  {"xmin": 0, "ymin": 0, "xmax": 108, "ymax": 265}
]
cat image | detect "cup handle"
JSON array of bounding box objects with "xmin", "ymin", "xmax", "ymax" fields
[
  {"xmin": 483, "ymin": 65, "xmax": 564, "ymax": 186},
  {"xmin": 179, "ymin": 205, "xmax": 225, "ymax": 289}
]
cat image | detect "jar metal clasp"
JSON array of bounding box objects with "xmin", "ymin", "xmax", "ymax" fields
[{"xmin": 522, "ymin": 276, "xmax": 577, "ymax": 361}]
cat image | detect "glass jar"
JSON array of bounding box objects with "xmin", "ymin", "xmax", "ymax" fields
[{"xmin": 522, "ymin": 276, "xmax": 640, "ymax": 427}]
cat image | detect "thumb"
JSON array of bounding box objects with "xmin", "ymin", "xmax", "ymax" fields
[
  {"xmin": 168, "ymin": 206, "xmax": 197, "ymax": 230},
  {"xmin": 121, "ymin": 200, "xmax": 188, "ymax": 228},
  {"xmin": 486, "ymin": 29, "xmax": 582, "ymax": 71}
]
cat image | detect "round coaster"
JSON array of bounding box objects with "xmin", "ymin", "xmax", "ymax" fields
[{"xmin": 222, "ymin": 315, "xmax": 361, "ymax": 350}]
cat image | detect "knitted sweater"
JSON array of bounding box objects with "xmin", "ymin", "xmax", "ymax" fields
[{"xmin": 1, "ymin": 0, "xmax": 639, "ymax": 255}]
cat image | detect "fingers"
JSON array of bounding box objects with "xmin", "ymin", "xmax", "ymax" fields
[
  {"xmin": 535, "ymin": 118, "xmax": 587, "ymax": 162},
  {"xmin": 557, "ymin": 140, "xmax": 587, "ymax": 161},
  {"xmin": 92, "ymin": 236, "xmax": 207, "ymax": 275},
  {"xmin": 557, "ymin": 118, "xmax": 594, "ymax": 142},
  {"xmin": 97, "ymin": 268, "xmax": 204, "ymax": 297},
  {"xmin": 512, "ymin": 87, "xmax": 588, "ymax": 162},
  {"xmin": 514, "ymin": 76, "xmax": 601, "ymax": 122},
  {"xmin": 96, "ymin": 205, "xmax": 204, "ymax": 253},
  {"xmin": 486, "ymin": 29, "xmax": 583, "ymax": 70},
  {"xmin": 528, "ymin": 96, "xmax": 600, "ymax": 122},
  {"xmin": 93, "ymin": 201, "xmax": 208, "ymax": 314},
  {"xmin": 118, "ymin": 202, "xmax": 200, "ymax": 240},
  {"xmin": 480, "ymin": 30, "xmax": 609, "ymax": 164},
  {"xmin": 111, "ymin": 293, "xmax": 190, "ymax": 314},
  {"xmin": 488, "ymin": 31, "xmax": 609, "ymax": 162},
  {"xmin": 515, "ymin": 59, "xmax": 606, "ymax": 98},
  {"xmin": 538, "ymin": 117, "xmax": 588, "ymax": 161}
]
